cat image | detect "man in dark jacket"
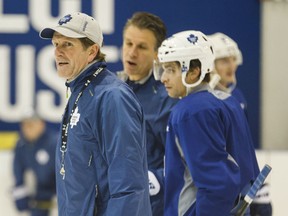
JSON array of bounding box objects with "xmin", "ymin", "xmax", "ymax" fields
[
  {"xmin": 12, "ymin": 109, "xmax": 57, "ymax": 216},
  {"xmin": 118, "ymin": 12, "xmax": 178, "ymax": 215},
  {"xmin": 39, "ymin": 12, "xmax": 151, "ymax": 216}
]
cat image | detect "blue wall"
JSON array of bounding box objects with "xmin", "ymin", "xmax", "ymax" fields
[{"xmin": 0, "ymin": 0, "xmax": 260, "ymax": 147}]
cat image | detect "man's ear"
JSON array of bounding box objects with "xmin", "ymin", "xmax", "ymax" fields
[
  {"xmin": 88, "ymin": 44, "xmax": 99, "ymax": 62},
  {"xmin": 186, "ymin": 67, "xmax": 200, "ymax": 84},
  {"xmin": 153, "ymin": 50, "xmax": 158, "ymax": 60}
]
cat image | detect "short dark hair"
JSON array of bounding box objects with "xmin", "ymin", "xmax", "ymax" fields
[
  {"xmin": 123, "ymin": 12, "xmax": 167, "ymax": 50},
  {"xmin": 79, "ymin": 37, "xmax": 106, "ymax": 62}
]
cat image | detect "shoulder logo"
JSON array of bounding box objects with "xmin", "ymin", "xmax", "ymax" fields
[
  {"xmin": 58, "ymin": 14, "xmax": 72, "ymax": 25},
  {"xmin": 148, "ymin": 171, "xmax": 160, "ymax": 196}
]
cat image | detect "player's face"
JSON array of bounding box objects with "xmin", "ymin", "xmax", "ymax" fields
[
  {"xmin": 215, "ymin": 56, "xmax": 238, "ymax": 87},
  {"xmin": 122, "ymin": 25, "xmax": 157, "ymax": 81},
  {"xmin": 52, "ymin": 32, "xmax": 96, "ymax": 80},
  {"xmin": 21, "ymin": 119, "xmax": 45, "ymax": 142},
  {"xmin": 161, "ymin": 62, "xmax": 186, "ymax": 98}
]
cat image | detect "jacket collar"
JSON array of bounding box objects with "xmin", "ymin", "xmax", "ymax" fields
[{"xmin": 65, "ymin": 61, "xmax": 106, "ymax": 93}]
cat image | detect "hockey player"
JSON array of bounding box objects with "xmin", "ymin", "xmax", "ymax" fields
[
  {"xmin": 12, "ymin": 109, "xmax": 57, "ymax": 216},
  {"xmin": 207, "ymin": 32, "xmax": 247, "ymax": 116},
  {"xmin": 154, "ymin": 30, "xmax": 260, "ymax": 215},
  {"xmin": 118, "ymin": 12, "xmax": 178, "ymax": 215},
  {"xmin": 39, "ymin": 12, "xmax": 151, "ymax": 215},
  {"xmin": 208, "ymin": 32, "xmax": 273, "ymax": 216}
]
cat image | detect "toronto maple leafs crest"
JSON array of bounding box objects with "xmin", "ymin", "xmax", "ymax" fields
[
  {"xmin": 58, "ymin": 14, "xmax": 72, "ymax": 25},
  {"xmin": 70, "ymin": 107, "xmax": 80, "ymax": 129},
  {"xmin": 187, "ymin": 34, "xmax": 198, "ymax": 44}
]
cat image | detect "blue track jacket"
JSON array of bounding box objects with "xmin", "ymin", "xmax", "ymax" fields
[{"xmin": 56, "ymin": 61, "xmax": 152, "ymax": 216}]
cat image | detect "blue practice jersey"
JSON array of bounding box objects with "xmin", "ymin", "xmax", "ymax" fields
[{"xmin": 164, "ymin": 85, "xmax": 259, "ymax": 216}]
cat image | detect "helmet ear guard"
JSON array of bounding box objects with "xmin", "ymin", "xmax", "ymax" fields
[
  {"xmin": 154, "ymin": 30, "xmax": 215, "ymax": 88},
  {"xmin": 181, "ymin": 70, "xmax": 206, "ymax": 88}
]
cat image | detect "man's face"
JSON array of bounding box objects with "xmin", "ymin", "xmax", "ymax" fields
[
  {"xmin": 160, "ymin": 62, "xmax": 186, "ymax": 98},
  {"xmin": 122, "ymin": 25, "xmax": 157, "ymax": 81},
  {"xmin": 52, "ymin": 32, "xmax": 95, "ymax": 80},
  {"xmin": 21, "ymin": 119, "xmax": 45, "ymax": 142},
  {"xmin": 215, "ymin": 56, "xmax": 238, "ymax": 87}
]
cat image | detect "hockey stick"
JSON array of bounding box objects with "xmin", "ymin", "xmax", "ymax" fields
[{"xmin": 231, "ymin": 164, "xmax": 272, "ymax": 216}]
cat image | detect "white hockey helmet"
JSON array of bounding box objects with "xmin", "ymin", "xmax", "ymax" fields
[
  {"xmin": 207, "ymin": 32, "xmax": 243, "ymax": 65},
  {"xmin": 154, "ymin": 30, "xmax": 215, "ymax": 88}
]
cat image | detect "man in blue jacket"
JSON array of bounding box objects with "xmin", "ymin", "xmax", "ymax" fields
[
  {"xmin": 12, "ymin": 109, "xmax": 57, "ymax": 216},
  {"xmin": 154, "ymin": 30, "xmax": 260, "ymax": 215},
  {"xmin": 39, "ymin": 12, "xmax": 151, "ymax": 216},
  {"xmin": 118, "ymin": 12, "xmax": 178, "ymax": 215}
]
